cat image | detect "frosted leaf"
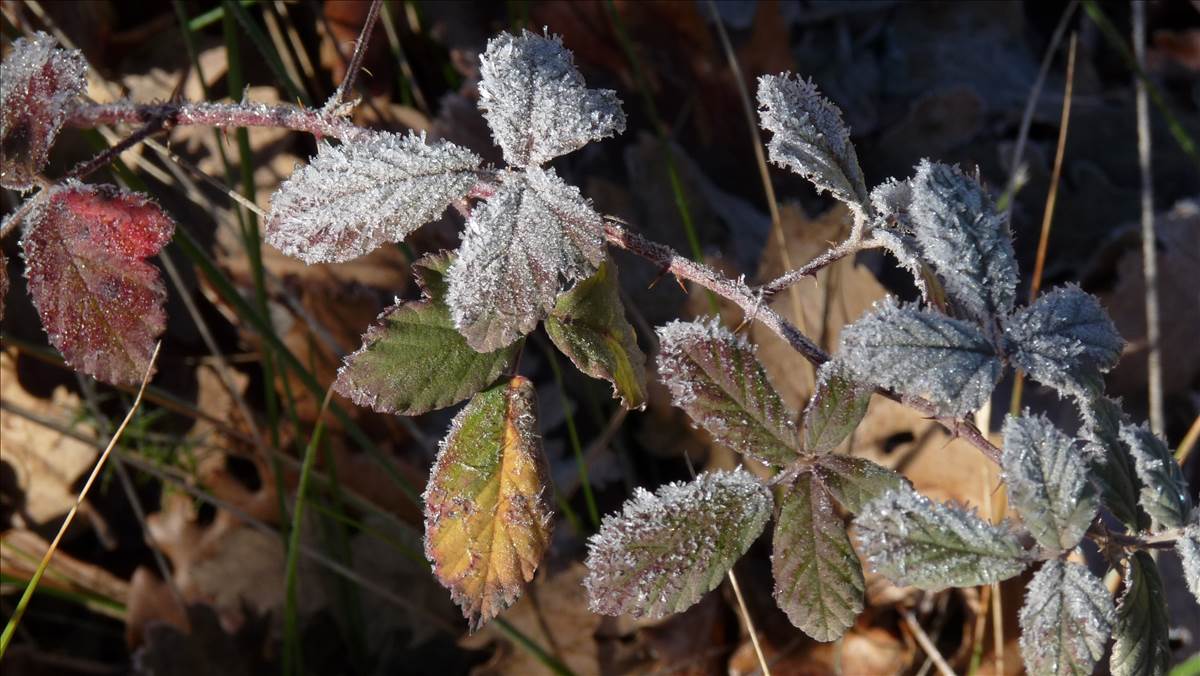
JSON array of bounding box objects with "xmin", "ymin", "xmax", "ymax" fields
[
  {"xmin": 772, "ymin": 471, "xmax": 864, "ymax": 642},
  {"xmin": 423, "ymin": 377, "xmax": 552, "ymax": 631},
  {"xmin": 1018, "ymin": 560, "xmax": 1115, "ymax": 676},
  {"xmin": 447, "ymin": 166, "xmax": 604, "ymax": 351},
  {"xmin": 545, "ymin": 260, "xmax": 647, "ymax": 409},
  {"xmin": 265, "ymin": 132, "xmax": 481, "ymax": 264},
  {"xmin": 1001, "ymin": 413, "xmax": 1098, "ymax": 552},
  {"xmin": 1111, "ymin": 551, "xmax": 1170, "ymax": 676},
  {"xmin": 1079, "ymin": 397, "xmax": 1147, "ymax": 531},
  {"xmin": 802, "ymin": 359, "xmax": 872, "ymax": 454},
  {"xmin": 1, "ymin": 32, "xmax": 87, "ymax": 190},
  {"xmin": 909, "ymin": 160, "xmax": 1017, "ymax": 325},
  {"xmin": 1004, "ymin": 285, "xmax": 1124, "ymax": 399},
  {"xmin": 584, "ymin": 469, "xmax": 772, "ymax": 619},
  {"xmin": 21, "ymin": 182, "xmax": 174, "ymax": 385},
  {"xmin": 334, "ymin": 252, "xmax": 521, "ymax": 416},
  {"xmin": 656, "ymin": 318, "xmax": 800, "ymax": 466},
  {"xmin": 854, "ymin": 487, "xmax": 1028, "ymax": 591},
  {"xmin": 756, "ymin": 74, "xmax": 868, "ymax": 209},
  {"xmin": 478, "ymin": 30, "xmax": 625, "ymax": 167},
  {"xmin": 870, "ymin": 228, "xmax": 932, "ymax": 303},
  {"xmin": 838, "ymin": 298, "xmax": 1002, "ymax": 416},
  {"xmin": 1176, "ymin": 524, "xmax": 1200, "ymax": 606},
  {"xmin": 810, "ymin": 454, "xmax": 909, "ymax": 515},
  {"xmin": 870, "ymin": 177, "xmax": 915, "ymax": 231},
  {"xmin": 1121, "ymin": 422, "xmax": 1192, "ymax": 531}
]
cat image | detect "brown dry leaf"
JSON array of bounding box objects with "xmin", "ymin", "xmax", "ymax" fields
[
  {"xmin": 460, "ymin": 563, "xmax": 601, "ymax": 675},
  {"xmin": 0, "ymin": 351, "xmax": 99, "ymax": 527},
  {"xmin": 126, "ymin": 566, "xmax": 189, "ymax": 647},
  {"xmin": 728, "ymin": 624, "xmax": 910, "ymax": 676},
  {"xmin": 0, "ymin": 528, "xmax": 129, "ymax": 620}
]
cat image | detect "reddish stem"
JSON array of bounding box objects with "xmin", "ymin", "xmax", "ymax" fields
[{"xmin": 66, "ymin": 100, "xmax": 368, "ymax": 142}]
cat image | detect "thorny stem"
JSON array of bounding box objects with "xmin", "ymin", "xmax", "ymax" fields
[
  {"xmin": 328, "ymin": 0, "xmax": 383, "ymax": 111},
  {"xmin": 1088, "ymin": 521, "xmax": 1189, "ymax": 552},
  {"xmin": 602, "ymin": 218, "xmax": 1004, "ymax": 465},
  {"xmin": 66, "ymin": 100, "xmax": 369, "ymax": 142},
  {"xmin": 760, "ymin": 236, "xmax": 882, "ymax": 298}
]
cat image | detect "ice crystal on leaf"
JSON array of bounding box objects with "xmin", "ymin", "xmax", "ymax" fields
[
  {"xmin": 1004, "ymin": 284, "xmax": 1123, "ymax": 399},
  {"xmin": 264, "ymin": 132, "xmax": 481, "ymax": 264},
  {"xmin": 809, "ymin": 454, "xmax": 909, "ymax": 515},
  {"xmin": 1121, "ymin": 422, "xmax": 1193, "ymax": 531},
  {"xmin": 1079, "ymin": 397, "xmax": 1147, "ymax": 531},
  {"xmin": 802, "ymin": 359, "xmax": 872, "ymax": 454},
  {"xmin": 1, "ymin": 32, "xmax": 87, "ymax": 190},
  {"xmin": 656, "ymin": 318, "xmax": 800, "ymax": 466},
  {"xmin": 584, "ymin": 469, "xmax": 772, "ymax": 619},
  {"xmin": 1018, "ymin": 560, "xmax": 1115, "ymax": 676},
  {"xmin": 1111, "ymin": 552, "xmax": 1170, "ymax": 676},
  {"xmin": 909, "ymin": 160, "xmax": 1017, "ymax": 325},
  {"xmin": 21, "ymin": 182, "xmax": 174, "ymax": 385},
  {"xmin": 1001, "ymin": 413, "xmax": 1098, "ymax": 552},
  {"xmin": 838, "ymin": 298, "xmax": 1001, "ymax": 416},
  {"xmin": 447, "ymin": 167, "xmax": 604, "ymax": 351},
  {"xmin": 478, "ymin": 30, "xmax": 625, "ymax": 168},
  {"xmin": 423, "ymin": 377, "xmax": 552, "ymax": 632},
  {"xmin": 772, "ymin": 472, "xmax": 864, "ymax": 642},
  {"xmin": 854, "ymin": 487, "xmax": 1027, "ymax": 591},
  {"xmin": 756, "ymin": 74, "xmax": 868, "ymax": 210},
  {"xmin": 333, "ymin": 252, "xmax": 520, "ymax": 416},
  {"xmin": 1177, "ymin": 524, "xmax": 1200, "ymax": 606}
]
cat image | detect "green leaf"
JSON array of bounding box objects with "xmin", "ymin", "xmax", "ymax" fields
[
  {"xmin": 423, "ymin": 377, "xmax": 553, "ymax": 631},
  {"xmin": 1001, "ymin": 414, "xmax": 1099, "ymax": 552},
  {"xmin": 584, "ymin": 469, "xmax": 772, "ymax": 619},
  {"xmin": 803, "ymin": 360, "xmax": 872, "ymax": 454},
  {"xmin": 545, "ymin": 260, "xmax": 648, "ymax": 409},
  {"xmin": 334, "ymin": 253, "xmax": 520, "ymax": 416},
  {"xmin": 854, "ymin": 488, "xmax": 1028, "ymax": 591},
  {"xmin": 657, "ymin": 319, "xmax": 800, "ymax": 466},
  {"xmin": 1080, "ymin": 398, "xmax": 1148, "ymax": 532},
  {"xmin": 1122, "ymin": 423, "xmax": 1193, "ymax": 531},
  {"xmin": 1111, "ymin": 551, "xmax": 1170, "ymax": 676},
  {"xmin": 772, "ymin": 471, "xmax": 864, "ymax": 642},
  {"xmin": 1018, "ymin": 560, "xmax": 1115, "ymax": 676},
  {"xmin": 810, "ymin": 454, "xmax": 909, "ymax": 515}
]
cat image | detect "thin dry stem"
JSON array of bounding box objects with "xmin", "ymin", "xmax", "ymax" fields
[
  {"xmin": 328, "ymin": 0, "xmax": 383, "ymax": 111},
  {"xmin": 904, "ymin": 611, "xmax": 955, "ymax": 676}
]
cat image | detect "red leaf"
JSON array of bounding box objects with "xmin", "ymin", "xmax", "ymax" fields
[
  {"xmin": 21, "ymin": 182, "xmax": 174, "ymax": 385},
  {"xmin": 1, "ymin": 33, "xmax": 87, "ymax": 190}
]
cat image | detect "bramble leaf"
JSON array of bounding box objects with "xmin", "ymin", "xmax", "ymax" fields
[
  {"xmin": 854, "ymin": 487, "xmax": 1027, "ymax": 591},
  {"xmin": 803, "ymin": 359, "xmax": 872, "ymax": 454},
  {"xmin": 447, "ymin": 166, "xmax": 604, "ymax": 352},
  {"xmin": 909, "ymin": 160, "xmax": 1017, "ymax": 324},
  {"xmin": 1018, "ymin": 560, "xmax": 1115, "ymax": 676},
  {"xmin": 584, "ymin": 469, "xmax": 772, "ymax": 619},
  {"xmin": 1121, "ymin": 422, "xmax": 1192, "ymax": 531},
  {"xmin": 334, "ymin": 253, "xmax": 520, "ymax": 416},
  {"xmin": 21, "ymin": 182, "xmax": 174, "ymax": 385},
  {"xmin": 1080, "ymin": 397, "xmax": 1147, "ymax": 531},
  {"xmin": 1176, "ymin": 524, "xmax": 1200, "ymax": 606},
  {"xmin": 1, "ymin": 32, "xmax": 87, "ymax": 190},
  {"xmin": 1111, "ymin": 551, "xmax": 1170, "ymax": 676},
  {"xmin": 1001, "ymin": 413, "xmax": 1098, "ymax": 552},
  {"xmin": 838, "ymin": 298, "xmax": 1002, "ymax": 416},
  {"xmin": 756, "ymin": 74, "xmax": 868, "ymax": 210},
  {"xmin": 1004, "ymin": 284, "xmax": 1123, "ymax": 399},
  {"xmin": 772, "ymin": 471, "xmax": 864, "ymax": 642},
  {"xmin": 545, "ymin": 260, "xmax": 647, "ymax": 409},
  {"xmin": 423, "ymin": 377, "xmax": 552, "ymax": 631},
  {"xmin": 264, "ymin": 132, "xmax": 481, "ymax": 264},
  {"xmin": 478, "ymin": 30, "xmax": 625, "ymax": 168},
  {"xmin": 657, "ymin": 319, "xmax": 800, "ymax": 466},
  {"xmin": 810, "ymin": 454, "xmax": 909, "ymax": 515}
]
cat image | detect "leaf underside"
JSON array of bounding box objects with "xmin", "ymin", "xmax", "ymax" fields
[
  {"xmin": 334, "ymin": 252, "xmax": 520, "ymax": 416},
  {"xmin": 265, "ymin": 132, "xmax": 481, "ymax": 264},
  {"xmin": 545, "ymin": 260, "xmax": 648, "ymax": 410},
  {"xmin": 1001, "ymin": 413, "xmax": 1098, "ymax": 552},
  {"xmin": 423, "ymin": 377, "xmax": 553, "ymax": 632},
  {"xmin": 803, "ymin": 359, "xmax": 872, "ymax": 454},
  {"xmin": 1, "ymin": 32, "xmax": 87, "ymax": 190},
  {"xmin": 1018, "ymin": 560, "xmax": 1115, "ymax": 676},
  {"xmin": 772, "ymin": 471, "xmax": 864, "ymax": 642},
  {"xmin": 584, "ymin": 469, "xmax": 772, "ymax": 620},
  {"xmin": 1121, "ymin": 422, "xmax": 1193, "ymax": 531},
  {"xmin": 447, "ymin": 167, "xmax": 604, "ymax": 352},
  {"xmin": 21, "ymin": 182, "xmax": 175, "ymax": 385},
  {"xmin": 854, "ymin": 487, "xmax": 1027, "ymax": 591},
  {"xmin": 1110, "ymin": 551, "xmax": 1170, "ymax": 676},
  {"xmin": 838, "ymin": 297, "xmax": 1001, "ymax": 416},
  {"xmin": 656, "ymin": 319, "xmax": 800, "ymax": 466}
]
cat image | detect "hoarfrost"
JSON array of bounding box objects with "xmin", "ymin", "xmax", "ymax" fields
[
  {"xmin": 1018, "ymin": 560, "xmax": 1115, "ymax": 676},
  {"xmin": 1176, "ymin": 524, "xmax": 1200, "ymax": 606},
  {"xmin": 1121, "ymin": 422, "xmax": 1192, "ymax": 531}
]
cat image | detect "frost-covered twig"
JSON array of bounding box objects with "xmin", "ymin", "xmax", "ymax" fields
[
  {"xmin": 760, "ymin": 236, "xmax": 882, "ymax": 298},
  {"xmin": 66, "ymin": 100, "xmax": 369, "ymax": 142}
]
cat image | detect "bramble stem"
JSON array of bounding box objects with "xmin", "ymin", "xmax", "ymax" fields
[
  {"xmin": 66, "ymin": 100, "xmax": 368, "ymax": 142},
  {"xmin": 760, "ymin": 236, "xmax": 882, "ymax": 298},
  {"xmin": 327, "ymin": 0, "xmax": 383, "ymax": 111}
]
